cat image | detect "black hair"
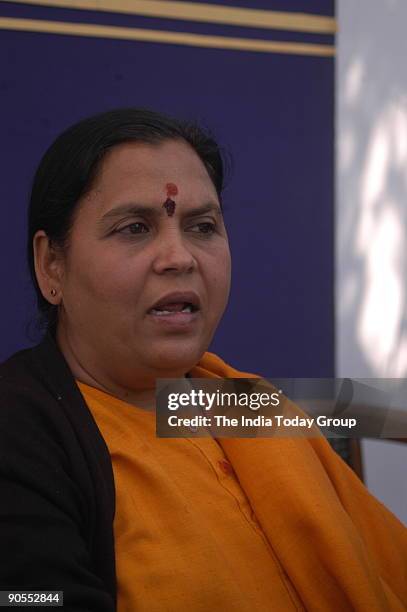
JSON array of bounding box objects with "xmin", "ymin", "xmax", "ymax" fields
[{"xmin": 27, "ymin": 108, "xmax": 226, "ymax": 333}]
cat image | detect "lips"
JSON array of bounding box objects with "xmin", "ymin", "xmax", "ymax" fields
[{"xmin": 148, "ymin": 291, "xmax": 201, "ymax": 314}]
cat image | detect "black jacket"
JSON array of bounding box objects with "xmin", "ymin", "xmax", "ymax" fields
[{"xmin": 0, "ymin": 333, "xmax": 116, "ymax": 611}]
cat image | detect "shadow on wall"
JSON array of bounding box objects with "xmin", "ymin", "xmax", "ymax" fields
[{"xmin": 337, "ymin": 0, "xmax": 407, "ymax": 378}]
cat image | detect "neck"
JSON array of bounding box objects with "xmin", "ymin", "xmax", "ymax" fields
[{"xmin": 55, "ymin": 324, "xmax": 188, "ymax": 410}]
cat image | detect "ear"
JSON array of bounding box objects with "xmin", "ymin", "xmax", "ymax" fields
[{"xmin": 33, "ymin": 230, "xmax": 65, "ymax": 305}]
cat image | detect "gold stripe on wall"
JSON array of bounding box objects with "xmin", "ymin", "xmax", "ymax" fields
[
  {"xmin": 0, "ymin": 17, "xmax": 335, "ymax": 57},
  {"xmin": 4, "ymin": 0, "xmax": 336, "ymax": 34}
]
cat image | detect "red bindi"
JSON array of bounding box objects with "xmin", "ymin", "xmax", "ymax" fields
[{"xmin": 166, "ymin": 182, "xmax": 178, "ymax": 197}]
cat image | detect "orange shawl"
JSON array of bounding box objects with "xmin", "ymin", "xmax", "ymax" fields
[{"xmin": 192, "ymin": 352, "xmax": 407, "ymax": 611}]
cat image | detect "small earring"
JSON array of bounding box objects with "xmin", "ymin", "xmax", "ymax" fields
[{"xmin": 50, "ymin": 288, "xmax": 57, "ymax": 297}]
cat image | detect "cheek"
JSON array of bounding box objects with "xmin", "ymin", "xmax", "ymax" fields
[
  {"xmin": 207, "ymin": 249, "xmax": 232, "ymax": 305},
  {"xmin": 65, "ymin": 246, "xmax": 145, "ymax": 306}
]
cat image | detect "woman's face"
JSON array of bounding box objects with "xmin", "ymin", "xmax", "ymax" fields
[{"xmin": 55, "ymin": 140, "xmax": 231, "ymax": 388}]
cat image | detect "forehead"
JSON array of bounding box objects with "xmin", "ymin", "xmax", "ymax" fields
[{"xmin": 90, "ymin": 140, "xmax": 216, "ymax": 201}]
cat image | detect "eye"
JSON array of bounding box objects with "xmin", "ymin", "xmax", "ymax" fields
[
  {"xmin": 189, "ymin": 222, "xmax": 216, "ymax": 235},
  {"xmin": 117, "ymin": 222, "xmax": 149, "ymax": 235}
]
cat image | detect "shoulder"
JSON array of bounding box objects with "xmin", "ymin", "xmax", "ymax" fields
[
  {"xmin": 0, "ymin": 344, "xmax": 40, "ymax": 392},
  {"xmin": 0, "ymin": 340, "xmax": 67, "ymax": 430},
  {"xmin": 0, "ymin": 336, "xmax": 113, "ymax": 517},
  {"xmin": 0, "ymin": 336, "xmax": 98, "ymax": 479},
  {"xmin": 1, "ymin": 333, "xmax": 87, "ymax": 425},
  {"xmin": 0, "ymin": 334, "xmax": 116, "ymax": 511},
  {"xmin": 0, "ymin": 333, "xmax": 63, "ymax": 399},
  {"xmin": 0, "ymin": 344, "xmax": 56, "ymax": 427},
  {"xmin": 0, "ymin": 343, "xmax": 79, "ymax": 477}
]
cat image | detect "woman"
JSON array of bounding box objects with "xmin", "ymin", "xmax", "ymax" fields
[{"xmin": 0, "ymin": 108, "xmax": 406, "ymax": 611}]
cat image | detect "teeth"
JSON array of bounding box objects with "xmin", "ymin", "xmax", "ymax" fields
[
  {"xmin": 150, "ymin": 305, "xmax": 193, "ymax": 315},
  {"xmin": 151, "ymin": 309, "xmax": 172, "ymax": 315}
]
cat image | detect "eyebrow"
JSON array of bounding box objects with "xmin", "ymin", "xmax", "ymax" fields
[{"xmin": 98, "ymin": 202, "xmax": 223, "ymax": 227}]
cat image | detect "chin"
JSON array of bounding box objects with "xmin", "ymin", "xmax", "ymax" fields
[{"xmin": 148, "ymin": 341, "xmax": 206, "ymax": 376}]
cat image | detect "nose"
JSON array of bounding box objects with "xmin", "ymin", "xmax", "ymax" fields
[{"xmin": 152, "ymin": 228, "xmax": 197, "ymax": 275}]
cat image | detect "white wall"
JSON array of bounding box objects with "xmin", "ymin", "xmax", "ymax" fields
[{"xmin": 336, "ymin": 0, "xmax": 407, "ymax": 525}]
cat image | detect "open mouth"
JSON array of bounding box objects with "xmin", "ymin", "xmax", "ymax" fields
[
  {"xmin": 148, "ymin": 291, "xmax": 201, "ymax": 317},
  {"xmin": 149, "ymin": 302, "xmax": 199, "ymax": 316}
]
